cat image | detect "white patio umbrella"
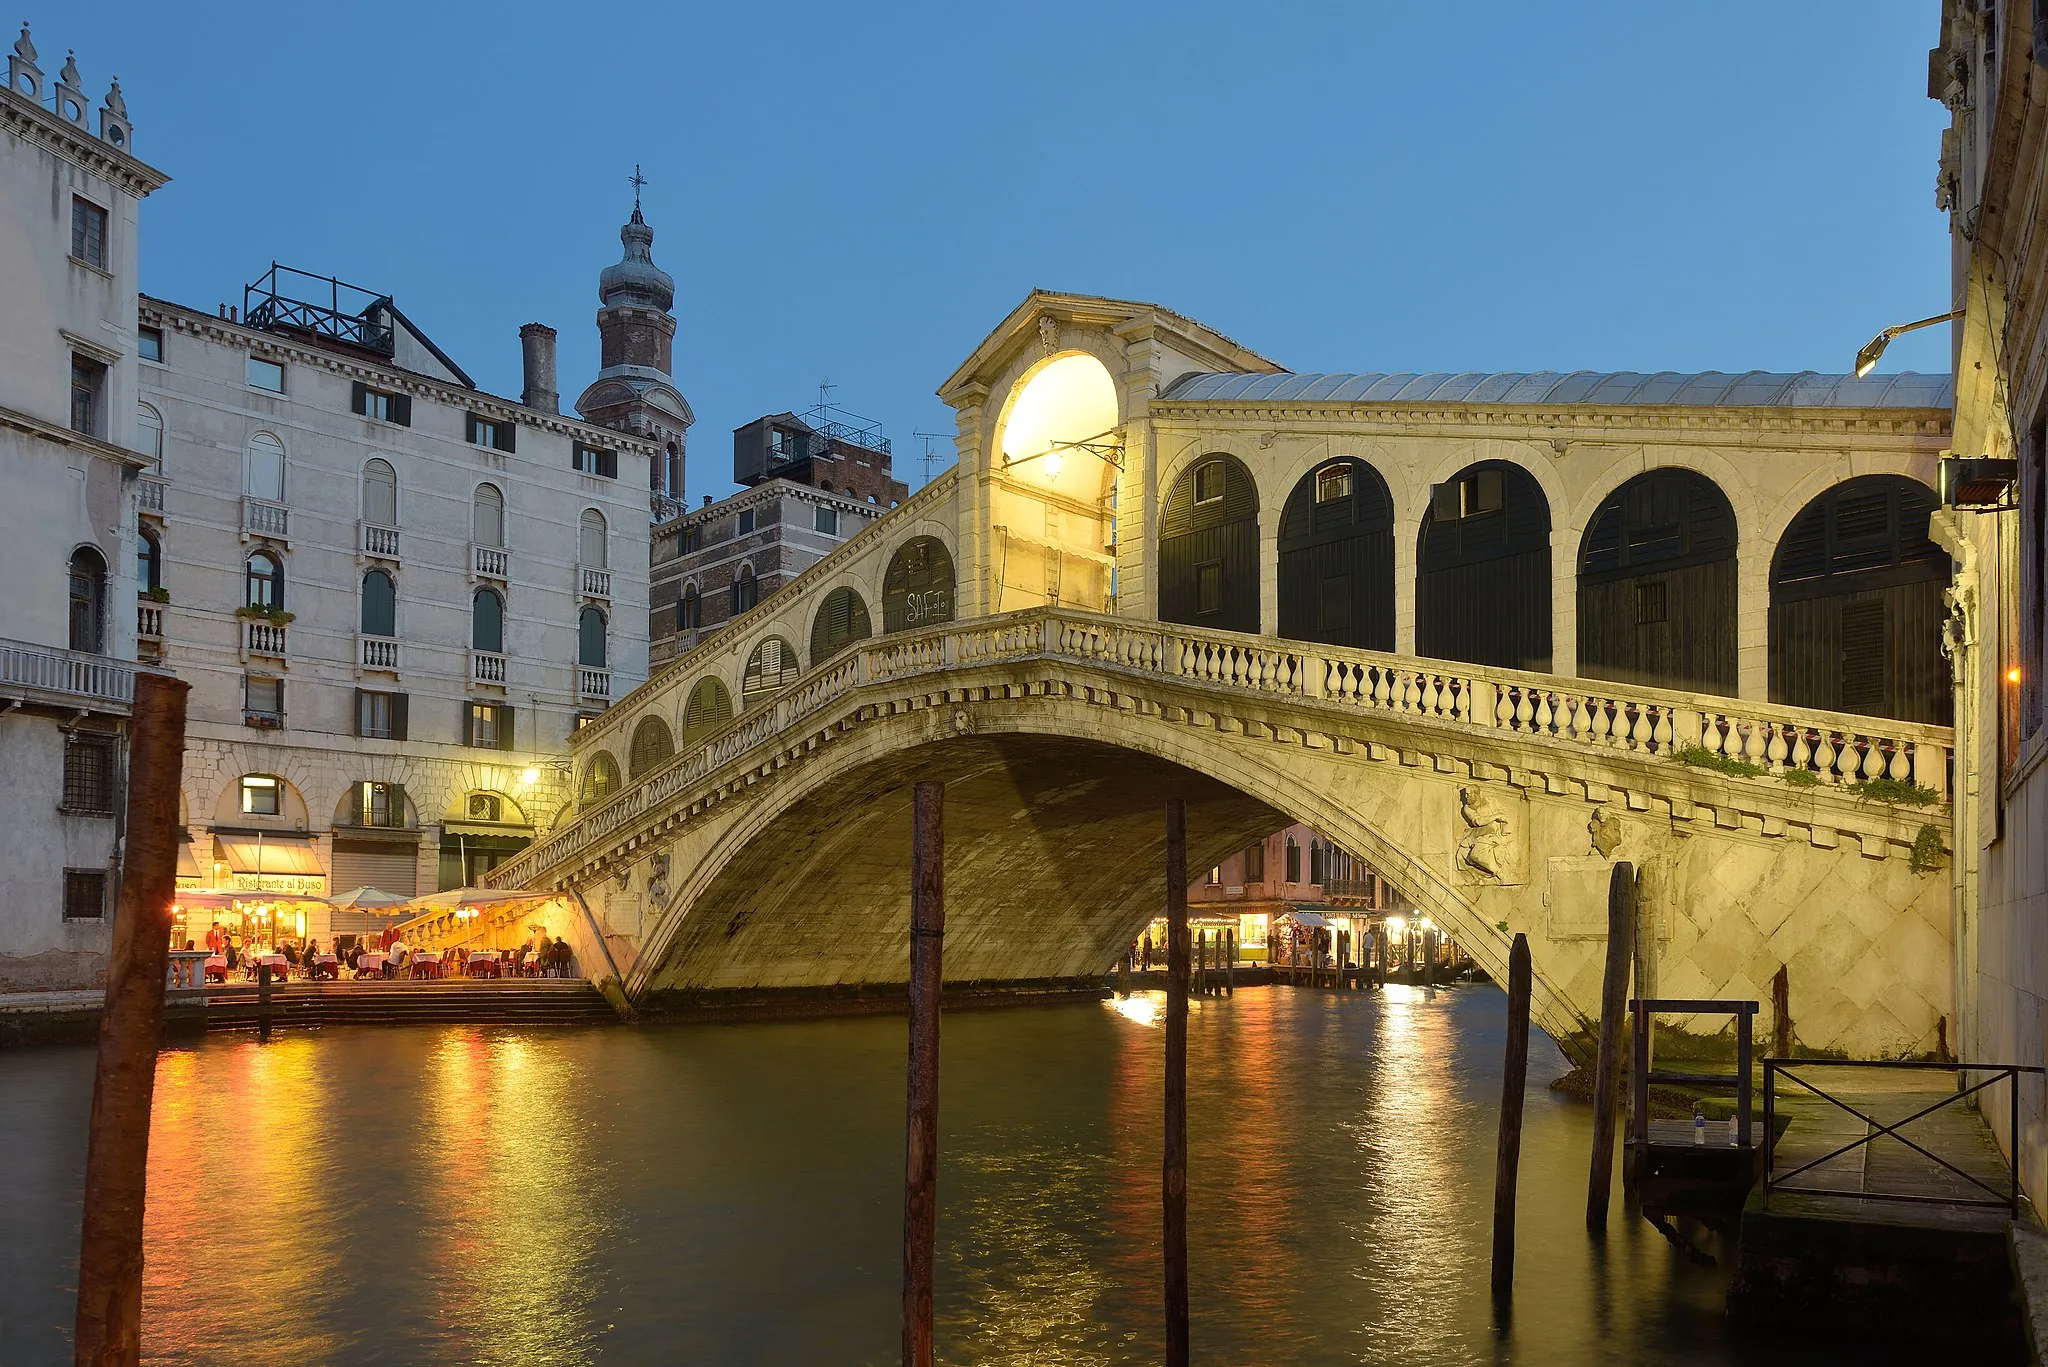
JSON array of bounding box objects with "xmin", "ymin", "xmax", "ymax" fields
[{"xmin": 325, "ymin": 886, "xmax": 408, "ymax": 911}]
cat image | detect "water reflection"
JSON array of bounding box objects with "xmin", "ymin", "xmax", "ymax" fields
[{"xmin": 0, "ymin": 989, "xmax": 1917, "ymax": 1365}]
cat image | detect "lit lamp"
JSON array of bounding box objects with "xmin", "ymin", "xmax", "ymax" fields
[
  {"xmin": 1853, "ymin": 311, "xmax": 1959, "ymax": 378},
  {"xmin": 1001, "ymin": 428, "xmax": 1123, "ymax": 480}
]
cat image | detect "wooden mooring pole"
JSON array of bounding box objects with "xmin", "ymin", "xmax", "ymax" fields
[
  {"xmin": 1118, "ymin": 947, "xmax": 1131, "ymax": 999},
  {"xmin": 1772, "ymin": 964, "xmax": 1792, "ymax": 1058},
  {"xmin": 1224, "ymin": 929, "xmax": 1235, "ymax": 997},
  {"xmin": 1491, "ymin": 932, "xmax": 1532, "ymax": 1310},
  {"xmin": 1587, "ymin": 861, "xmax": 1635, "ymax": 1232},
  {"xmin": 75, "ymin": 671, "xmax": 189, "ymax": 1367},
  {"xmin": 1163, "ymin": 798, "xmax": 1190, "ymax": 1367},
  {"xmin": 901, "ymin": 781, "xmax": 945, "ymax": 1367}
]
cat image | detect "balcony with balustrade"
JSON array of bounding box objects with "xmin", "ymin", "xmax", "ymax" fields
[
  {"xmin": 360, "ymin": 522, "xmax": 400, "ymax": 562},
  {"xmin": 358, "ymin": 635, "xmax": 400, "ymax": 673},
  {"xmin": 137, "ymin": 475, "xmax": 167, "ymax": 521},
  {"xmin": 136, "ymin": 601, "xmax": 165, "ymax": 661},
  {"xmin": 578, "ymin": 668, "xmax": 612, "ymax": 703},
  {"xmin": 579, "ymin": 565, "xmax": 611, "ymax": 600},
  {"xmin": 0, "ymin": 637, "xmax": 134, "ymax": 714},
  {"xmin": 241, "ymin": 497, "xmax": 289, "ymax": 542},
  {"xmin": 471, "ymin": 544, "xmax": 508, "ymax": 581},
  {"xmin": 240, "ymin": 619, "xmax": 287, "ymax": 660},
  {"xmin": 471, "ymin": 651, "xmax": 508, "ymax": 686}
]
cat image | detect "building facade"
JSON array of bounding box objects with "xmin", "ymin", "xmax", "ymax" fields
[
  {"xmin": 137, "ymin": 261, "xmax": 657, "ymax": 938},
  {"xmin": 1933, "ymin": 0, "xmax": 2048, "ymax": 1204},
  {"xmin": 648, "ymin": 409, "xmax": 907, "ymax": 665},
  {"xmin": 0, "ymin": 31, "xmax": 160, "ymax": 989},
  {"xmin": 1182, "ymin": 823, "xmax": 1417, "ymax": 964}
]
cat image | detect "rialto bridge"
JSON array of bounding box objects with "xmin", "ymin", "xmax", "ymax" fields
[{"xmin": 482, "ymin": 292, "xmax": 1960, "ymax": 1058}]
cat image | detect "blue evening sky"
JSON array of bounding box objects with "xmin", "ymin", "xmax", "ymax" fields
[{"xmin": 40, "ymin": 1, "xmax": 1948, "ymax": 499}]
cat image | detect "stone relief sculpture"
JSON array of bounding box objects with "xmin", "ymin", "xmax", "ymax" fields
[
  {"xmin": 645, "ymin": 849, "xmax": 672, "ymax": 908},
  {"xmin": 1589, "ymin": 806, "xmax": 1624, "ymax": 858},
  {"xmin": 1457, "ymin": 785, "xmax": 1523, "ymax": 884},
  {"xmin": 1037, "ymin": 314, "xmax": 1060, "ymax": 357}
]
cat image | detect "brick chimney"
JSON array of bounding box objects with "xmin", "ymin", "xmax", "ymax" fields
[{"xmin": 519, "ymin": 323, "xmax": 558, "ymax": 414}]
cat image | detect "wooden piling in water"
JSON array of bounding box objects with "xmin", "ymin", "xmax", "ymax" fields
[
  {"xmin": 1772, "ymin": 964, "xmax": 1792, "ymax": 1058},
  {"xmin": 1224, "ymin": 929, "xmax": 1235, "ymax": 996},
  {"xmin": 75, "ymin": 671, "xmax": 189, "ymax": 1367},
  {"xmin": 902, "ymin": 780, "xmax": 945, "ymax": 1367},
  {"xmin": 1492, "ymin": 932, "xmax": 1532, "ymax": 1309},
  {"xmin": 1164, "ymin": 799, "xmax": 1190, "ymax": 1367},
  {"xmin": 1587, "ymin": 861, "xmax": 1635, "ymax": 1232},
  {"xmin": 257, "ymin": 963, "xmax": 273, "ymax": 1041}
]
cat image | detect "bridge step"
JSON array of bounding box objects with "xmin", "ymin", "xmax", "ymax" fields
[{"xmin": 187, "ymin": 981, "xmax": 618, "ymax": 1031}]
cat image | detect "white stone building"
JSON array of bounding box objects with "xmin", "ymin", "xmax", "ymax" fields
[
  {"xmin": 0, "ymin": 32, "xmax": 159, "ymax": 989},
  {"xmin": 137, "ymin": 262, "xmax": 659, "ymax": 942}
]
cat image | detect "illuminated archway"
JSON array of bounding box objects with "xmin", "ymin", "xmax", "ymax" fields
[{"xmin": 991, "ymin": 351, "xmax": 1120, "ymax": 612}]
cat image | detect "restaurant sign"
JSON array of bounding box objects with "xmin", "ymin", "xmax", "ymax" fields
[{"xmin": 226, "ymin": 872, "xmax": 327, "ymax": 896}]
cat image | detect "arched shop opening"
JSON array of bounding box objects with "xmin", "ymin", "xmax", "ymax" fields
[{"xmin": 439, "ymin": 790, "xmax": 533, "ymax": 890}]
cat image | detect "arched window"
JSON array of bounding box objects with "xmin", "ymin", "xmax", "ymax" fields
[
  {"xmin": 136, "ymin": 530, "xmax": 161, "ymax": 594},
  {"xmin": 579, "ymin": 605, "xmax": 607, "ymax": 667},
  {"xmin": 810, "ymin": 586, "xmax": 872, "ymax": 666},
  {"xmin": 579, "ymin": 509, "xmax": 607, "ymax": 569},
  {"xmin": 579, "ymin": 751, "xmax": 620, "ymax": 807},
  {"xmin": 473, "ymin": 588, "xmax": 504, "ymax": 653},
  {"xmin": 245, "ymin": 433, "xmax": 285, "ymax": 501},
  {"xmin": 1579, "ymin": 469, "xmax": 1739, "ymax": 695},
  {"xmin": 730, "ymin": 564, "xmax": 758, "ymax": 615},
  {"xmin": 1417, "ymin": 460, "xmax": 1552, "ymax": 671},
  {"xmin": 361, "ymin": 458, "xmax": 397, "ymax": 526},
  {"xmin": 473, "ymin": 484, "xmax": 504, "ymax": 548},
  {"xmin": 1309, "ymin": 841, "xmax": 1326, "ymax": 885},
  {"xmin": 1284, "ymin": 837, "xmax": 1301, "ymax": 885},
  {"xmin": 1278, "ymin": 458, "xmax": 1396, "ymax": 649},
  {"xmin": 628, "ymin": 715, "xmax": 674, "ymax": 778},
  {"xmin": 1769, "ymin": 475, "xmax": 1950, "ymax": 723},
  {"xmin": 681, "ymin": 676, "xmax": 734, "ymax": 745},
  {"xmin": 136, "ymin": 403, "xmax": 163, "ymax": 474},
  {"xmin": 656, "ymin": 442, "xmax": 682, "ymax": 496},
  {"xmin": 245, "ymin": 551, "xmax": 283, "ymax": 609},
  {"xmin": 742, "ymin": 636, "xmax": 800, "ymax": 705},
  {"xmin": 68, "ymin": 546, "xmax": 106, "ymax": 652},
  {"xmin": 360, "ymin": 569, "xmax": 396, "ymax": 637},
  {"xmin": 680, "ymin": 582, "xmax": 700, "ymax": 629},
  {"xmin": 883, "ymin": 536, "xmax": 956, "ymax": 632},
  {"xmin": 1159, "ymin": 454, "xmax": 1259, "ymax": 633}
]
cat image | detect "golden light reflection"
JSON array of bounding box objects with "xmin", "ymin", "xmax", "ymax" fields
[{"xmin": 1105, "ymin": 993, "xmax": 1160, "ymax": 1028}]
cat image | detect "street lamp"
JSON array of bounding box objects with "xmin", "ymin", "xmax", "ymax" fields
[{"xmin": 1853, "ymin": 311, "xmax": 1959, "ymax": 378}]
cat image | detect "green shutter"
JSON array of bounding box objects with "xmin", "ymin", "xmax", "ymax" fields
[
  {"xmin": 466, "ymin": 413, "xmax": 480, "ymax": 445},
  {"xmin": 497, "ymin": 704, "xmax": 515, "ymax": 751},
  {"xmin": 351, "ymin": 381, "xmax": 368, "ymax": 416},
  {"xmin": 498, "ymin": 422, "xmax": 516, "ymax": 454},
  {"xmin": 391, "ymin": 393, "xmax": 412, "ymax": 427},
  {"xmin": 353, "ymin": 687, "xmax": 367, "ymax": 737},
  {"xmin": 389, "ymin": 783, "xmax": 408, "ymax": 828},
  {"xmin": 461, "ymin": 702, "xmax": 473, "ymax": 746},
  {"xmin": 391, "ymin": 692, "xmax": 409, "ymax": 741}
]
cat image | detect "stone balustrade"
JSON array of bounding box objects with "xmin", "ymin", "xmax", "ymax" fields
[{"xmin": 488, "ymin": 607, "xmax": 1955, "ymax": 893}]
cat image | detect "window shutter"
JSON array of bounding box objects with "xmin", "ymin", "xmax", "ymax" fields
[
  {"xmin": 351, "ymin": 381, "xmax": 368, "ymax": 416},
  {"xmin": 497, "ymin": 705, "xmax": 515, "ymax": 751},
  {"xmin": 391, "ymin": 393, "xmax": 412, "ymax": 427},
  {"xmin": 389, "ymin": 783, "xmax": 408, "ymax": 828},
  {"xmin": 353, "ymin": 687, "xmax": 367, "ymax": 737},
  {"xmin": 392, "ymin": 692, "xmax": 409, "ymax": 741},
  {"xmin": 275, "ymin": 679, "xmax": 285, "ymax": 719},
  {"xmin": 466, "ymin": 413, "xmax": 480, "ymax": 445},
  {"xmin": 461, "ymin": 702, "xmax": 474, "ymax": 746},
  {"xmin": 498, "ymin": 422, "xmax": 516, "ymax": 454}
]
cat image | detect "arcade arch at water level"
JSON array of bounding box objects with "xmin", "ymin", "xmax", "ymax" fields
[{"xmin": 484, "ymin": 292, "xmax": 1958, "ymax": 1061}]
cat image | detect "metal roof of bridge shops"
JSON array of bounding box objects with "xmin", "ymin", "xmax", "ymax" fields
[{"xmin": 1158, "ymin": 369, "xmax": 1956, "ymax": 410}]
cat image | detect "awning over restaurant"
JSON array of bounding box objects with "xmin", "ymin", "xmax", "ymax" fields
[
  {"xmin": 439, "ymin": 821, "xmax": 534, "ymax": 841},
  {"xmin": 1281, "ymin": 910, "xmax": 1330, "ymax": 928},
  {"xmin": 176, "ymin": 842, "xmax": 202, "ymax": 881},
  {"xmin": 214, "ymin": 834, "xmax": 323, "ymax": 876}
]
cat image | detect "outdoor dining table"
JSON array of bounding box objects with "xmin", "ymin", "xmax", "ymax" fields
[
  {"xmin": 410, "ymin": 951, "xmax": 442, "ymax": 980},
  {"xmin": 203, "ymin": 954, "xmax": 227, "ymax": 982},
  {"xmin": 307, "ymin": 953, "xmax": 339, "ymax": 981},
  {"xmin": 246, "ymin": 953, "xmax": 288, "ymax": 981},
  {"xmin": 354, "ymin": 952, "xmax": 387, "ymax": 980},
  {"xmin": 465, "ymin": 950, "xmax": 501, "ymax": 978}
]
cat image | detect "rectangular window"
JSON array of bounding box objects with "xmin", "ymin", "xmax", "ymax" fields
[
  {"xmin": 574, "ymin": 444, "xmax": 619, "ymax": 478},
  {"xmin": 681, "ymin": 525, "xmax": 702, "ymax": 553},
  {"xmin": 244, "ymin": 675, "xmax": 284, "ymax": 725},
  {"xmin": 71, "ymin": 197, "xmax": 108, "ymax": 268},
  {"xmin": 738, "ymin": 508, "xmax": 757, "ymax": 536},
  {"xmin": 357, "ymin": 780, "xmax": 406, "ymax": 828},
  {"xmin": 240, "ymin": 774, "xmax": 280, "ymax": 816},
  {"xmin": 1194, "ymin": 461, "xmax": 1226, "ymax": 504},
  {"xmin": 63, "ymin": 869, "xmax": 106, "ymax": 920},
  {"xmin": 355, "ymin": 689, "xmax": 408, "ymax": 741},
  {"xmin": 815, "ymin": 506, "xmax": 840, "ymax": 535},
  {"xmin": 247, "ymin": 357, "xmax": 285, "ymax": 392},
  {"xmin": 1244, "ymin": 842, "xmax": 1265, "ymax": 882},
  {"xmin": 1208, "ymin": 866, "xmax": 1221, "ymax": 886},
  {"xmin": 1195, "ymin": 561, "xmax": 1223, "ymax": 616},
  {"xmin": 1315, "ymin": 464, "xmax": 1351, "ymax": 504},
  {"xmin": 1462, "ymin": 469, "xmax": 1504, "ymax": 517},
  {"xmin": 70, "ymin": 354, "xmax": 106, "ymax": 437},
  {"xmin": 137, "ymin": 326, "xmax": 163, "ymax": 363},
  {"xmin": 1635, "ymin": 580, "xmax": 1668, "ymax": 626},
  {"xmin": 349, "ymin": 381, "xmax": 411, "ymax": 426},
  {"xmin": 465, "ymin": 701, "xmax": 514, "ymax": 750},
  {"xmin": 62, "ymin": 736, "xmax": 116, "ymax": 814},
  {"xmin": 467, "ymin": 413, "xmax": 517, "ymax": 453}
]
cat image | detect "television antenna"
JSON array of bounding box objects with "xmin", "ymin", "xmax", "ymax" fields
[{"xmin": 912, "ymin": 430, "xmax": 952, "ymax": 486}]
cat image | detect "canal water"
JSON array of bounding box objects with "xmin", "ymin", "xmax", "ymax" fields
[{"xmin": 1, "ymin": 984, "xmax": 1892, "ymax": 1365}]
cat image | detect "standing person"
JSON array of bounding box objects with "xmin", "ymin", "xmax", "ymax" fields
[{"xmin": 1142, "ymin": 932, "xmax": 1153, "ymax": 972}]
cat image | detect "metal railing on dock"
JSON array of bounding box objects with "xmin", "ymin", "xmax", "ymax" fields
[
  {"xmin": 1763, "ymin": 1059, "xmax": 2044, "ymax": 1216},
  {"xmin": 1630, "ymin": 997, "xmax": 1758, "ymax": 1150}
]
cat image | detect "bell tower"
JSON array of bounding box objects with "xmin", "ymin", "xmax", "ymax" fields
[{"xmin": 575, "ymin": 171, "xmax": 693, "ymax": 512}]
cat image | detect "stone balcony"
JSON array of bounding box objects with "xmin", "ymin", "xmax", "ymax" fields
[
  {"xmin": 241, "ymin": 619, "xmax": 287, "ymax": 660},
  {"xmin": 0, "ymin": 635, "xmax": 133, "ymax": 713},
  {"xmin": 472, "ymin": 544, "xmax": 508, "ymax": 581},
  {"xmin": 578, "ymin": 667, "xmax": 612, "ymax": 702},
  {"xmin": 472, "ymin": 651, "xmax": 508, "ymax": 686},
  {"xmin": 358, "ymin": 635, "xmax": 400, "ymax": 672},
  {"xmin": 360, "ymin": 522, "xmax": 400, "ymax": 561},
  {"xmin": 241, "ymin": 497, "xmax": 289, "ymax": 541},
  {"xmin": 579, "ymin": 565, "xmax": 611, "ymax": 600}
]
